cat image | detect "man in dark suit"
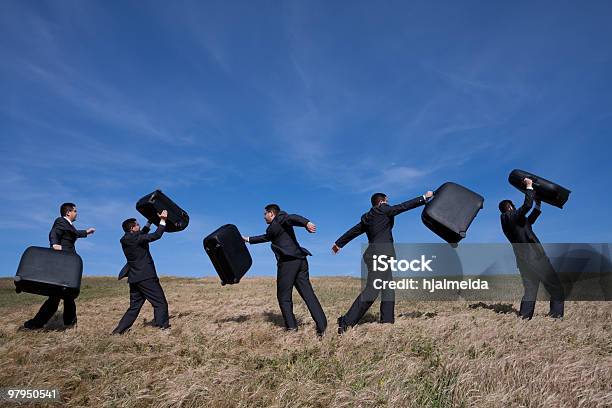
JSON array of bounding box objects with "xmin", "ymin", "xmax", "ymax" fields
[
  {"xmin": 332, "ymin": 190, "xmax": 433, "ymax": 333},
  {"xmin": 112, "ymin": 210, "xmax": 170, "ymax": 334},
  {"xmin": 500, "ymin": 177, "xmax": 564, "ymax": 320},
  {"xmin": 243, "ymin": 204, "xmax": 327, "ymax": 336},
  {"xmin": 23, "ymin": 202, "xmax": 95, "ymax": 330}
]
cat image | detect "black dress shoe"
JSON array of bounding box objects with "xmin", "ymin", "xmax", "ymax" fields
[
  {"xmin": 64, "ymin": 318, "xmax": 77, "ymax": 328},
  {"xmin": 22, "ymin": 320, "xmax": 43, "ymax": 330}
]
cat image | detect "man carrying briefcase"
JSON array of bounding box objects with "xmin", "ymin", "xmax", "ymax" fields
[{"xmin": 23, "ymin": 203, "xmax": 95, "ymax": 330}]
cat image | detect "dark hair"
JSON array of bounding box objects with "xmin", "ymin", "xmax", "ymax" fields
[
  {"xmin": 122, "ymin": 218, "xmax": 138, "ymax": 232},
  {"xmin": 264, "ymin": 204, "xmax": 280, "ymax": 215},
  {"xmin": 498, "ymin": 200, "xmax": 514, "ymax": 213},
  {"xmin": 60, "ymin": 203, "xmax": 76, "ymax": 217},
  {"xmin": 371, "ymin": 193, "xmax": 387, "ymax": 207}
]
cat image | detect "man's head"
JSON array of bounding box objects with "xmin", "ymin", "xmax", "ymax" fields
[
  {"xmin": 371, "ymin": 193, "xmax": 388, "ymax": 207},
  {"xmin": 122, "ymin": 218, "xmax": 140, "ymax": 233},
  {"xmin": 264, "ymin": 204, "xmax": 280, "ymax": 224},
  {"xmin": 60, "ymin": 203, "xmax": 78, "ymax": 221},
  {"xmin": 498, "ymin": 200, "xmax": 515, "ymax": 214}
]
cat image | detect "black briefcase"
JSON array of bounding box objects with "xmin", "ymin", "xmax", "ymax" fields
[
  {"xmin": 509, "ymin": 169, "xmax": 571, "ymax": 209},
  {"xmin": 15, "ymin": 246, "xmax": 83, "ymax": 298},
  {"xmin": 422, "ymin": 182, "xmax": 484, "ymax": 244},
  {"xmin": 204, "ymin": 224, "xmax": 252, "ymax": 285},
  {"xmin": 136, "ymin": 189, "xmax": 189, "ymax": 232}
]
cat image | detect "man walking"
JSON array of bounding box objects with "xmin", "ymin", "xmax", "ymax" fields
[
  {"xmin": 332, "ymin": 190, "xmax": 433, "ymax": 333},
  {"xmin": 23, "ymin": 202, "xmax": 95, "ymax": 329},
  {"xmin": 244, "ymin": 204, "xmax": 327, "ymax": 336}
]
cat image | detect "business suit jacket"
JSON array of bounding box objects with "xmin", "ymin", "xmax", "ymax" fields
[
  {"xmin": 335, "ymin": 195, "xmax": 426, "ymax": 248},
  {"xmin": 49, "ymin": 217, "xmax": 88, "ymax": 253},
  {"xmin": 249, "ymin": 211, "xmax": 312, "ymax": 261},
  {"xmin": 119, "ymin": 224, "xmax": 166, "ymax": 283},
  {"xmin": 500, "ymin": 189, "xmax": 545, "ymax": 262}
]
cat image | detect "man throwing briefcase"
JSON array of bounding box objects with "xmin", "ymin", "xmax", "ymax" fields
[
  {"xmin": 243, "ymin": 204, "xmax": 327, "ymax": 336},
  {"xmin": 113, "ymin": 210, "xmax": 170, "ymax": 334},
  {"xmin": 499, "ymin": 178, "xmax": 565, "ymax": 319}
]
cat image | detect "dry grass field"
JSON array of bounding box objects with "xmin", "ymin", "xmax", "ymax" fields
[{"xmin": 0, "ymin": 276, "xmax": 610, "ymax": 407}]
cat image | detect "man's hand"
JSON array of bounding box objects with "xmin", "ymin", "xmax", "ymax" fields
[
  {"xmin": 52, "ymin": 244, "xmax": 62, "ymax": 251},
  {"xmin": 424, "ymin": 191, "xmax": 434, "ymax": 199},
  {"xmin": 524, "ymin": 178, "xmax": 534, "ymax": 189},
  {"xmin": 158, "ymin": 210, "xmax": 168, "ymax": 220},
  {"xmin": 331, "ymin": 244, "xmax": 341, "ymax": 254},
  {"xmin": 242, "ymin": 236, "xmax": 249, "ymax": 243},
  {"xmin": 306, "ymin": 222, "xmax": 316, "ymax": 233},
  {"xmin": 86, "ymin": 228, "xmax": 95, "ymax": 235}
]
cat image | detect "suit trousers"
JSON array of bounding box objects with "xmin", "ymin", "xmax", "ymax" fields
[
  {"xmin": 518, "ymin": 255, "xmax": 565, "ymax": 319},
  {"xmin": 114, "ymin": 278, "xmax": 169, "ymax": 333},
  {"xmin": 276, "ymin": 258, "xmax": 327, "ymax": 333},
  {"xmin": 341, "ymin": 251, "xmax": 395, "ymax": 326},
  {"xmin": 28, "ymin": 296, "xmax": 76, "ymax": 327}
]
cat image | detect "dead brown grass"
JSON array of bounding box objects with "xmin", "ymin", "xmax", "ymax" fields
[{"xmin": 0, "ymin": 276, "xmax": 610, "ymax": 407}]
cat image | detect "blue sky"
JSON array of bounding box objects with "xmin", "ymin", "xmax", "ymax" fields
[{"xmin": 1, "ymin": 0, "xmax": 611, "ymax": 278}]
